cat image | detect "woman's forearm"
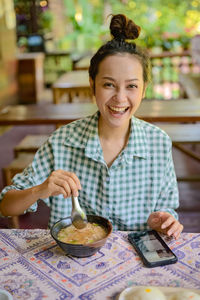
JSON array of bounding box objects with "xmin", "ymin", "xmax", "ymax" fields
[
  {"xmin": 0, "ymin": 169, "xmax": 81, "ymax": 217},
  {"xmin": 0, "ymin": 185, "xmax": 43, "ymax": 216}
]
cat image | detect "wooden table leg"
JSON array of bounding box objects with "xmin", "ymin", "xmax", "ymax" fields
[{"xmin": 53, "ymin": 88, "xmax": 60, "ymax": 104}]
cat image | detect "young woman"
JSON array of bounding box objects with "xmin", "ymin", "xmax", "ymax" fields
[{"xmin": 0, "ymin": 14, "xmax": 183, "ymax": 238}]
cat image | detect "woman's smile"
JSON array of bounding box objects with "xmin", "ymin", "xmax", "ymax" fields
[
  {"xmin": 109, "ymin": 105, "xmax": 129, "ymax": 113},
  {"xmin": 108, "ymin": 105, "xmax": 130, "ymax": 118}
]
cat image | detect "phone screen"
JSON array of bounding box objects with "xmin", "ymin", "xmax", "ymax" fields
[{"xmin": 128, "ymin": 230, "xmax": 177, "ymax": 267}]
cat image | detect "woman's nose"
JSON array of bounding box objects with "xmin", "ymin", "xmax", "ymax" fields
[{"xmin": 115, "ymin": 88, "xmax": 127, "ymax": 102}]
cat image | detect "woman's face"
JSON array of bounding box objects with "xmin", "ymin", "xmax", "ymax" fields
[{"xmin": 90, "ymin": 53, "xmax": 146, "ymax": 130}]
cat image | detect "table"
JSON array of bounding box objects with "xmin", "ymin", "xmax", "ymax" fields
[
  {"xmin": 73, "ymin": 56, "xmax": 90, "ymax": 70},
  {"xmin": 0, "ymin": 230, "xmax": 199, "ymax": 299},
  {"xmin": 136, "ymin": 98, "xmax": 200, "ymax": 122},
  {"xmin": 0, "ymin": 98, "xmax": 200, "ymax": 126},
  {"xmin": 52, "ymin": 70, "xmax": 92, "ymax": 103},
  {"xmin": 0, "ymin": 103, "xmax": 96, "ymax": 126}
]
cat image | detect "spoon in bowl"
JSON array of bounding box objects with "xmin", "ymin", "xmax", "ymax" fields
[{"xmin": 71, "ymin": 195, "xmax": 87, "ymax": 229}]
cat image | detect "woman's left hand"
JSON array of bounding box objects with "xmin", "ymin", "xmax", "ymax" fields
[{"xmin": 147, "ymin": 211, "xmax": 183, "ymax": 240}]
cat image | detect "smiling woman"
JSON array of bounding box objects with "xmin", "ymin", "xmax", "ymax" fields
[
  {"xmin": 88, "ymin": 14, "xmax": 151, "ymax": 167},
  {"xmin": 93, "ymin": 54, "xmax": 145, "ymax": 166},
  {"xmin": 0, "ymin": 14, "xmax": 183, "ymax": 240}
]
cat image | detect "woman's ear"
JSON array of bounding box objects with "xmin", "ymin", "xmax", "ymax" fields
[{"xmin": 89, "ymin": 77, "xmax": 95, "ymax": 95}]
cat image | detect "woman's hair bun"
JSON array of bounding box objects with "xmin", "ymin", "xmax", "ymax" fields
[{"xmin": 110, "ymin": 14, "xmax": 141, "ymax": 40}]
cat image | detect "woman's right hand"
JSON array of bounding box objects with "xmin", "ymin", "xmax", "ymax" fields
[
  {"xmin": 0, "ymin": 170, "xmax": 81, "ymax": 217},
  {"xmin": 38, "ymin": 170, "xmax": 81, "ymax": 199}
]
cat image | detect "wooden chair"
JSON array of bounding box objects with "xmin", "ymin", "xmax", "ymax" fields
[{"xmin": 14, "ymin": 134, "xmax": 49, "ymax": 157}]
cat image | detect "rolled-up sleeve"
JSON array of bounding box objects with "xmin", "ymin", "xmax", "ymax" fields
[{"xmin": 0, "ymin": 139, "xmax": 54, "ymax": 213}]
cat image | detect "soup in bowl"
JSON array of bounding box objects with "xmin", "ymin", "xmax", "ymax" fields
[{"xmin": 50, "ymin": 215, "xmax": 113, "ymax": 257}]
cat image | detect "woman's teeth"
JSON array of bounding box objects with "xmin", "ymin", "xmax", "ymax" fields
[{"xmin": 109, "ymin": 106, "xmax": 128, "ymax": 112}]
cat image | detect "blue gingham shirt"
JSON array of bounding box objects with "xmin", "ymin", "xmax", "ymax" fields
[{"xmin": 0, "ymin": 111, "xmax": 179, "ymax": 230}]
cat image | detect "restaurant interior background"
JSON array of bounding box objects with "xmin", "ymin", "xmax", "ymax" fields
[{"xmin": 0, "ymin": 0, "xmax": 200, "ymax": 230}]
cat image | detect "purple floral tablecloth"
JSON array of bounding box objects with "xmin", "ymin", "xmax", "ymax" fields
[{"xmin": 0, "ymin": 230, "xmax": 199, "ymax": 299}]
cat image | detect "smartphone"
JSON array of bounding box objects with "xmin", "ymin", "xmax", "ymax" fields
[{"xmin": 128, "ymin": 230, "xmax": 177, "ymax": 268}]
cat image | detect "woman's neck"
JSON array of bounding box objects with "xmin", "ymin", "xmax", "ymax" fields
[
  {"xmin": 98, "ymin": 117, "xmax": 131, "ymax": 167},
  {"xmin": 98, "ymin": 117, "xmax": 130, "ymax": 142}
]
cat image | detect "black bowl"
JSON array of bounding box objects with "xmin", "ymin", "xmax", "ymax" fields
[{"xmin": 50, "ymin": 215, "xmax": 113, "ymax": 257}]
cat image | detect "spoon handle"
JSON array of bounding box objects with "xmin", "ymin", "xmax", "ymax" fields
[
  {"xmin": 71, "ymin": 196, "xmax": 82, "ymax": 211},
  {"xmin": 71, "ymin": 195, "xmax": 87, "ymax": 229}
]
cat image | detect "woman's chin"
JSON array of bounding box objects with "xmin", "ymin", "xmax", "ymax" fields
[
  {"xmin": 107, "ymin": 117, "xmax": 130, "ymax": 129},
  {"xmin": 99, "ymin": 109, "xmax": 132, "ymax": 130},
  {"xmin": 109, "ymin": 110, "xmax": 131, "ymax": 126}
]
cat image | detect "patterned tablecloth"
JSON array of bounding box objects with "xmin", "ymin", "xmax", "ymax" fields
[{"xmin": 0, "ymin": 230, "xmax": 199, "ymax": 299}]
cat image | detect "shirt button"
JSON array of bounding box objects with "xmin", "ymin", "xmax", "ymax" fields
[
  {"xmin": 106, "ymin": 176, "xmax": 110, "ymax": 182},
  {"xmin": 105, "ymin": 206, "xmax": 110, "ymax": 214}
]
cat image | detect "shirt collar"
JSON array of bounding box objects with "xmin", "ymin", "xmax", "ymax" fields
[
  {"xmin": 123, "ymin": 117, "xmax": 149, "ymax": 163},
  {"xmin": 64, "ymin": 111, "xmax": 103, "ymax": 162},
  {"xmin": 84, "ymin": 112, "xmax": 103, "ymax": 161},
  {"xmin": 64, "ymin": 112, "xmax": 149, "ymax": 163}
]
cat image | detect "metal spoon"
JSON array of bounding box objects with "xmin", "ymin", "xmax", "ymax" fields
[{"xmin": 71, "ymin": 195, "xmax": 87, "ymax": 229}]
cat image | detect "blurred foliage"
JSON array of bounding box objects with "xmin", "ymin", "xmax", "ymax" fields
[
  {"xmin": 60, "ymin": 0, "xmax": 108, "ymax": 51},
  {"xmin": 60, "ymin": 0, "xmax": 200, "ymax": 52},
  {"xmin": 14, "ymin": 0, "xmax": 54, "ymax": 35},
  {"xmin": 38, "ymin": 9, "xmax": 54, "ymax": 33}
]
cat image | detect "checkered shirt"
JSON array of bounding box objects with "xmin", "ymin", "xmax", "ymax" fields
[{"xmin": 0, "ymin": 111, "xmax": 179, "ymax": 230}]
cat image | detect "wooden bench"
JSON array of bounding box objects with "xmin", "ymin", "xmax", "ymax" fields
[
  {"xmin": 157, "ymin": 123, "xmax": 200, "ymax": 181},
  {"xmin": 14, "ymin": 134, "xmax": 49, "ymax": 157},
  {"xmin": 3, "ymin": 153, "xmax": 35, "ymax": 228},
  {"xmin": 3, "ymin": 153, "xmax": 35, "ymax": 186},
  {"xmin": 3, "ymin": 134, "xmax": 48, "ymax": 228}
]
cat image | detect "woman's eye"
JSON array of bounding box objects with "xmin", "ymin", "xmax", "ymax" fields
[
  {"xmin": 128, "ymin": 84, "xmax": 137, "ymax": 89},
  {"xmin": 103, "ymin": 82, "xmax": 114, "ymax": 88}
]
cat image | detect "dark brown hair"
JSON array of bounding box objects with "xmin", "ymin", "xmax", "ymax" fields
[{"xmin": 89, "ymin": 14, "xmax": 151, "ymax": 87}]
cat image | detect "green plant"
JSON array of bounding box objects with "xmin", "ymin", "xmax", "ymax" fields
[
  {"xmin": 60, "ymin": 0, "xmax": 200, "ymax": 52},
  {"xmin": 38, "ymin": 9, "xmax": 54, "ymax": 34},
  {"xmin": 62, "ymin": 0, "xmax": 107, "ymax": 52}
]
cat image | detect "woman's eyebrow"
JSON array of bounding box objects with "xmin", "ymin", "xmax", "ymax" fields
[
  {"xmin": 102, "ymin": 76, "xmax": 115, "ymax": 81},
  {"xmin": 102, "ymin": 77, "xmax": 139, "ymax": 81},
  {"xmin": 125, "ymin": 78, "xmax": 140, "ymax": 82}
]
